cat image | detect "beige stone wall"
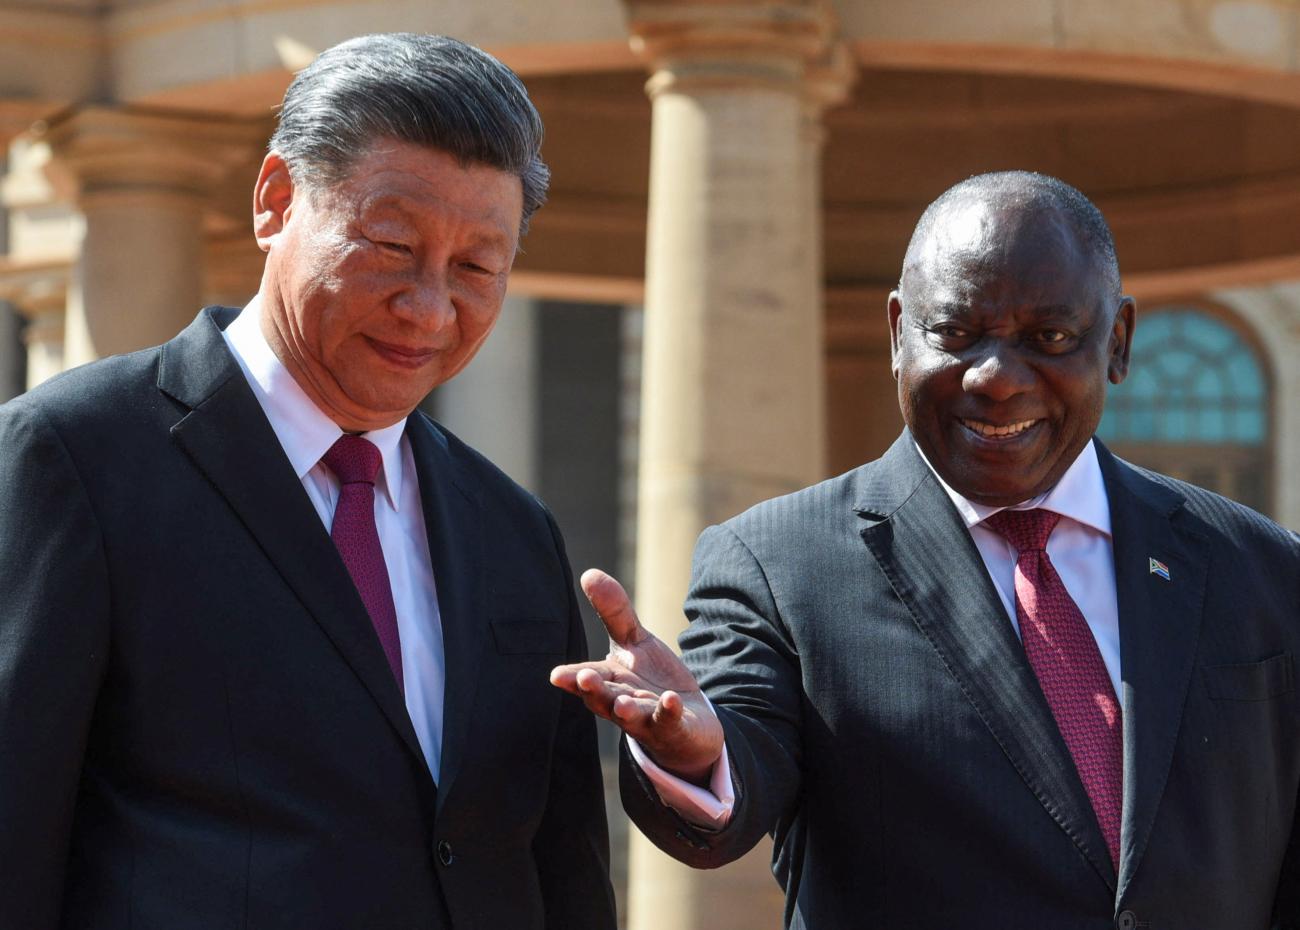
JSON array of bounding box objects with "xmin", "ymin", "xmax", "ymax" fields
[
  {"xmin": 1212, "ymin": 282, "xmax": 1300, "ymax": 529},
  {"xmin": 0, "ymin": 4, "xmax": 1297, "ymax": 929},
  {"xmin": 6, "ymin": 0, "xmax": 1300, "ymax": 130},
  {"xmin": 839, "ymin": 0, "xmax": 1300, "ymax": 106}
]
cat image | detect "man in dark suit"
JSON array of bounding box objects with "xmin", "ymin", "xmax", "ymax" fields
[
  {"xmin": 553, "ymin": 172, "xmax": 1300, "ymax": 928},
  {"xmin": 0, "ymin": 34, "xmax": 615, "ymax": 930}
]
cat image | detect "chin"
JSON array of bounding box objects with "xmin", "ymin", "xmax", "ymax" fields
[
  {"xmin": 972, "ymin": 485, "xmax": 1048, "ymax": 507},
  {"xmin": 949, "ymin": 463, "xmax": 1049, "ymax": 506}
]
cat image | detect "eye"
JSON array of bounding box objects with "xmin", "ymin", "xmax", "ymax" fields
[
  {"xmin": 925, "ymin": 321, "xmax": 976, "ymax": 347},
  {"xmin": 1032, "ymin": 328, "xmax": 1077, "ymax": 350},
  {"xmin": 360, "ymin": 231, "xmax": 413, "ymax": 255},
  {"xmin": 458, "ymin": 260, "xmax": 494, "ymax": 276}
]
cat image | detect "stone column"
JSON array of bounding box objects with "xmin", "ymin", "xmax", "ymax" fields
[
  {"xmin": 22, "ymin": 309, "xmax": 63, "ymax": 390},
  {"xmin": 0, "ymin": 136, "xmax": 76, "ymax": 391},
  {"xmin": 15, "ymin": 282, "xmax": 67, "ymax": 391},
  {"xmin": 40, "ymin": 108, "xmax": 255, "ymax": 367},
  {"xmin": 623, "ymin": 3, "xmax": 852, "ymax": 929},
  {"xmin": 431, "ymin": 294, "xmax": 541, "ymax": 491},
  {"xmin": 0, "ymin": 302, "xmax": 24, "ymax": 401}
]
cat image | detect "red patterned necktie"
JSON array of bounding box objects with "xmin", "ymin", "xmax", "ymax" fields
[
  {"xmin": 321, "ymin": 434, "xmax": 404, "ymax": 692},
  {"xmin": 983, "ymin": 508, "xmax": 1122, "ymax": 871}
]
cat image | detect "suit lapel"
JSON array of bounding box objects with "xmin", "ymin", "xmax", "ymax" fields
[
  {"xmin": 1097, "ymin": 444, "xmax": 1209, "ymax": 897},
  {"xmin": 857, "ymin": 433, "xmax": 1117, "ymax": 892},
  {"xmin": 159, "ymin": 307, "xmax": 429, "ymax": 778},
  {"xmin": 406, "ymin": 413, "xmax": 486, "ymax": 809}
]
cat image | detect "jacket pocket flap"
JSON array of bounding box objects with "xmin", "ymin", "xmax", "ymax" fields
[
  {"xmin": 490, "ymin": 618, "xmax": 567, "ymax": 655},
  {"xmin": 1203, "ymin": 652, "xmax": 1294, "ymax": 701}
]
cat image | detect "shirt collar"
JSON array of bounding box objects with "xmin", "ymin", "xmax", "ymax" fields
[
  {"xmin": 222, "ymin": 298, "xmax": 407, "ymax": 510},
  {"xmin": 915, "ymin": 437, "xmax": 1111, "ymax": 537}
]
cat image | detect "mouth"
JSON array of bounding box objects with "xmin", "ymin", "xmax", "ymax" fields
[
  {"xmin": 366, "ymin": 336, "xmax": 437, "ymax": 370},
  {"xmin": 959, "ymin": 417, "xmax": 1041, "ymax": 442}
]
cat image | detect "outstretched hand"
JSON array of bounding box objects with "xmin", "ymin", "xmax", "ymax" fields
[{"xmin": 550, "ymin": 568, "xmax": 724, "ymax": 784}]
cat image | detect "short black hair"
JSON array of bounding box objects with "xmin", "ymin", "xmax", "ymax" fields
[
  {"xmin": 270, "ymin": 33, "xmax": 549, "ymax": 235},
  {"xmin": 902, "ymin": 171, "xmax": 1121, "ymax": 298}
]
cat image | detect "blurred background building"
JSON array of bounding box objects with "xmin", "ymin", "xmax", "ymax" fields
[{"xmin": 1, "ymin": 1, "xmax": 1297, "ymax": 927}]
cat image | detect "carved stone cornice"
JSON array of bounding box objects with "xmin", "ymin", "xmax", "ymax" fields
[
  {"xmin": 625, "ymin": 0, "xmax": 854, "ymax": 99},
  {"xmin": 804, "ymin": 40, "xmax": 856, "ymax": 111},
  {"xmin": 37, "ymin": 106, "xmax": 262, "ymax": 203},
  {"xmin": 20, "ymin": 300, "xmax": 67, "ymax": 349},
  {"xmin": 0, "ymin": 256, "xmax": 70, "ymax": 319}
]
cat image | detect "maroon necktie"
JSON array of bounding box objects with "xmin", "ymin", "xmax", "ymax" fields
[
  {"xmin": 983, "ymin": 508, "xmax": 1122, "ymax": 870},
  {"xmin": 321, "ymin": 435, "xmax": 403, "ymax": 692}
]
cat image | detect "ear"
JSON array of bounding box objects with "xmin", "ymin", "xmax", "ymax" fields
[
  {"xmin": 1107, "ymin": 296, "xmax": 1136, "ymax": 385},
  {"xmin": 887, "ymin": 290, "xmax": 904, "ymax": 380},
  {"xmin": 253, "ymin": 151, "xmax": 296, "ymax": 252}
]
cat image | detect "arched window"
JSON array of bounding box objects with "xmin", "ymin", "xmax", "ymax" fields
[{"xmin": 1097, "ymin": 307, "xmax": 1271, "ymax": 513}]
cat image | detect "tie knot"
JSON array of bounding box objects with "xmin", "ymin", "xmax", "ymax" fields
[
  {"xmin": 321, "ymin": 434, "xmax": 382, "ymax": 486},
  {"xmin": 983, "ymin": 507, "xmax": 1060, "ymax": 552}
]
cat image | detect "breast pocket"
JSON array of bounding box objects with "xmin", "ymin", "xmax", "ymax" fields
[
  {"xmin": 490, "ymin": 617, "xmax": 568, "ymax": 656},
  {"xmin": 1203, "ymin": 653, "xmax": 1294, "ymax": 702},
  {"xmin": 1195, "ymin": 653, "xmax": 1296, "ymax": 768}
]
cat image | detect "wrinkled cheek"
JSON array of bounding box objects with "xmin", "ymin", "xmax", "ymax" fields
[
  {"xmin": 897, "ymin": 372, "xmax": 931, "ymax": 422},
  {"xmin": 900, "ymin": 359, "xmax": 958, "ymax": 416}
]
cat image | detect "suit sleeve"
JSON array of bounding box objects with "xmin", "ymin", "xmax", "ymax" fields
[
  {"xmin": 621, "ymin": 522, "xmax": 804, "ymax": 869},
  {"xmin": 1273, "ymin": 785, "xmax": 1300, "ymax": 929},
  {"xmin": 531, "ymin": 508, "xmax": 617, "ymax": 930},
  {"xmin": 1272, "ymin": 531, "xmax": 1300, "ymax": 930},
  {"xmin": 0, "ymin": 401, "xmax": 110, "ymax": 929}
]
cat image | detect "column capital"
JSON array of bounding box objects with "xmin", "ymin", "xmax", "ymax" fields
[
  {"xmin": 20, "ymin": 301, "xmax": 66, "ymax": 348},
  {"xmin": 625, "ymin": 0, "xmax": 854, "ymax": 98},
  {"xmin": 0, "ymin": 258, "xmax": 70, "ymax": 316},
  {"xmin": 0, "ymin": 260, "xmax": 69, "ymax": 390},
  {"xmin": 37, "ymin": 106, "xmax": 262, "ymax": 204},
  {"xmin": 803, "ymin": 40, "xmax": 856, "ymax": 112}
]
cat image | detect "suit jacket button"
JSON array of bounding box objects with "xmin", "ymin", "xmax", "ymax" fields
[
  {"xmin": 1116, "ymin": 910, "xmax": 1137, "ymax": 930},
  {"xmin": 437, "ymin": 840, "xmax": 455, "ymax": 866}
]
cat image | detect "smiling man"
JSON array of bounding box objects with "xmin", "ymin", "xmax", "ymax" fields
[
  {"xmin": 553, "ymin": 172, "xmax": 1300, "ymax": 928},
  {"xmin": 0, "ymin": 34, "xmax": 615, "ymax": 930}
]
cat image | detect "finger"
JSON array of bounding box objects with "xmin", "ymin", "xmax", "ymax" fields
[
  {"xmin": 611, "ymin": 694, "xmax": 640, "ymax": 721},
  {"xmin": 580, "ymin": 568, "xmax": 645, "ymax": 647},
  {"xmin": 549, "ymin": 661, "xmax": 615, "ymax": 695},
  {"xmin": 551, "ymin": 663, "xmax": 646, "ymax": 722},
  {"xmin": 575, "ymin": 668, "xmax": 605, "ymax": 693},
  {"xmin": 611, "ymin": 693, "xmax": 660, "ymax": 733},
  {"xmin": 549, "ymin": 663, "xmax": 585, "ymax": 693},
  {"xmin": 652, "ymin": 690, "xmax": 685, "ymax": 728}
]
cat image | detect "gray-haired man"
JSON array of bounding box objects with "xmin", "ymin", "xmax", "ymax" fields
[{"xmin": 0, "ymin": 33, "xmax": 616, "ymax": 930}]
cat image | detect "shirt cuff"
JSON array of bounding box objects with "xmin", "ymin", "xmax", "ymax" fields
[{"xmin": 627, "ymin": 736, "xmax": 735, "ymax": 829}]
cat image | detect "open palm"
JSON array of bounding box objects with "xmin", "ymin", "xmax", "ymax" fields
[{"xmin": 550, "ymin": 569, "xmax": 724, "ymax": 784}]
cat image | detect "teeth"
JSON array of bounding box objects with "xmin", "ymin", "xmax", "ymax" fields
[{"xmin": 962, "ymin": 418, "xmax": 1037, "ymax": 438}]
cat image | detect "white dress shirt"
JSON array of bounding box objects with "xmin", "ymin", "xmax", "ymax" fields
[
  {"xmin": 636, "ymin": 439, "xmax": 1120, "ymax": 828},
  {"xmin": 222, "ymin": 300, "xmax": 447, "ymax": 783}
]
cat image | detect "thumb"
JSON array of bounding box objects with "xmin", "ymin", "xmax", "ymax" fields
[{"xmin": 580, "ymin": 568, "xmax": 645, "ymax": 647}]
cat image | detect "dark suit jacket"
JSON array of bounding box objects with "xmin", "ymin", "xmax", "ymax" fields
[
  {"xmin": 0, "ymin": 307, "xmax": 616, "ymax": 930},
  {"xmin": 623, "ymin": 431, "xmax": 1300, "ymax": 930}
]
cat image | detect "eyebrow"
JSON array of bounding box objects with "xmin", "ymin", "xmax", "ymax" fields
[
  {"xmin": 360, "ymin": 199, "xmax": 515, "ymax": 251},
  {"xmin": 1027, "ymin": 303, "xmax": 1082, "ymax": 317},
  {"xmin": 923, "ymin": 302, "xmax": 1084, "ymax": 319}
]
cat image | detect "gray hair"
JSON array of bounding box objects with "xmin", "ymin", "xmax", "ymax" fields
[
  {"xmin": 903, "ymin": 171, "xmax": 1121, "ymax": 299},
  {"xmin": 270, "ymin": 33, "xmax": 549, "ymax": 235}
]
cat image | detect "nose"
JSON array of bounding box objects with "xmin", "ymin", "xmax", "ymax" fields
[
  {"xmin": 962, "ymin": 344, "xmax": 1035, "ymax": 401},
  {"xmin": 390, "ymin": 270, "xmax": 455, "ymax": 331}
]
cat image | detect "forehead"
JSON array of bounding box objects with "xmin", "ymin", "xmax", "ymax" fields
[
  {"xmin": 327, "ymin": 141, "xmax": 523, "ymax": 239},
  {"xmin": 904, "ymin": 199, "xmax": 1100, "ymax": 314}
]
